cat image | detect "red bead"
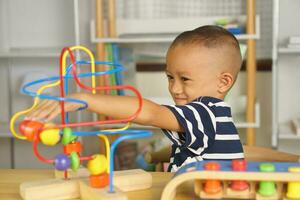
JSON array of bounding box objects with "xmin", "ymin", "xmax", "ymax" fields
[
  {"xmin": 19, "ymin": 120, "xmax": 30, "ymax": 135},
  {"xmin": 19, "ymin": 120, "xmax": 44, "ymax": 141},
  {"xmin": 231, "ymin": 159, "xmax": 249, "ymax": 191},
  {"xmin": 231, "ymin": 180, "xmax": 249, "ymax": 191},
  {"xmin": 232, "ymin": 159, "xmax": 247, "ymax": 171}
]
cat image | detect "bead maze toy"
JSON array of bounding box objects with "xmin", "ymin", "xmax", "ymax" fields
[
  {"xmin": 10, "ymin": 46, "xmax": 153, "ymax": 200},
  {"xmin": 161, "ymin": 160, "xmax": 300, "ymax": 200}
]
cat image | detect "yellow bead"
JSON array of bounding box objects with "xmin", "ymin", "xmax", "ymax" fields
[
  {"xmin": 39, "ymin": 124, "xmax": 60, "ymax": 146},
  {"xmin": 286, "ymin": 167, "xmax": 300, "ymax": 199},
  {"xmin": 87, "ymin": 154, "xmax": 107, "ymax": 175}
]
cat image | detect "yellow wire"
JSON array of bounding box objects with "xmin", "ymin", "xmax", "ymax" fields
[
  {"xmin": 97, "ymin": 135, "xmax": 110, "ymax": 173},
  {"xmin": 98, "ymin": 122, "xmax": 131, "ymax": 173}
]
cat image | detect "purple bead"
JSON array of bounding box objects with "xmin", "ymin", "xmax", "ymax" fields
[{"xmin": 54, "ymin": 154, "xmax": 70, "ymax": 171}]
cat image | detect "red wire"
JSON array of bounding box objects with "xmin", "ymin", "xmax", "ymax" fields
[
  {"xmin": 80, "ymin": 156, "xmax": 93, "ymax": 161},
  {"xmin": 32, "ymin": 134, "xmax": 54, "ymax": 164},
  {"xmin": 59, "ymin": 47, "xmax": 70, "ymax": 125},
  {"xmin": 64, "ymin": 170, "xmax": 68, "ymax": 179}
]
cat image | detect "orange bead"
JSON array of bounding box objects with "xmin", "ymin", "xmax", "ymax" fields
[
  {"xmin": 63, "ymin": 142, "xmax": 82, "ymax": 155},
  {"xmin": 204, "ymin": 180, "xmax": 222, "ymax": 194},
  {"xmin": 204, "ymin": 162, "xmax": 222, "ymax": 194},
  {"xmin": 89, "ymin": 173, "xmax": 109, "ymax": 188},
  {"xmin": 204, "ymin": 162, "xmax": 221, "ymax": 171},
  {"xmin": 19, "ymin": 120, "xmax": 44, "ymax": 141}
]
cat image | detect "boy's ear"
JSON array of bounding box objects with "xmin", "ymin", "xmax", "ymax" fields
[{"xmin": 217, "ymin": 72, "xmax": 234, "ymax": 94}]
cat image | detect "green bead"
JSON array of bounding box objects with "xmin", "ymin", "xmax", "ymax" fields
[
  {"xmin": 259, "ymin": 163, "xmax": 275, "ymax": 172},
  {"xmin": 258, "ymin": 181, "xmax": 277, "ymax": 197},
  {"xmin": 258, "ymin": 163, "xmax": 276, "ymax": 197},
  {"xmin": 62, "ymin": 128, "xmax": 77, "ymax": 145},
  {"xmin": 70, "ymin": 152, "xmax": 80, "ymax": 172}
]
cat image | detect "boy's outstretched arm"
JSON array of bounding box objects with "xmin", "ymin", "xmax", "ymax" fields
[{"xmin": 26, "ymin": 93, "xmax": 182, "ymax": 132}]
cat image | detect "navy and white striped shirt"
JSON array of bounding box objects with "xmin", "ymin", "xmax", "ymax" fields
[{"xmin": 162, "ymin": 96, "xmax": 244, "ymax": 172}]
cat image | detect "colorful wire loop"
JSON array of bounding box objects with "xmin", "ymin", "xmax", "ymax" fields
[{"xmin": 10, "ymin": 46, "xmax": 152, "ymax": 192}]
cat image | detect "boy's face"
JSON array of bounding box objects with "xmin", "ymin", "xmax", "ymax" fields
[{"xmin": 166, "ymin": 44, "xmax": 221, "ymax": 105}]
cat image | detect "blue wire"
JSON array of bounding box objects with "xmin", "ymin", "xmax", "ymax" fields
[
  {"xmin": 112, "ymin": 44, "xmax": 125, "ymax": 96},
  {"xmin": 21, "ymin": 61, "xmax": 124, "ymax": 110},
  {"xmin": 65, "ymin": 63, "xmax": 71, "ymax": 123},
  {"xmin": 108, "ymin": 130, "xmax": 152, "ymax": 192}
]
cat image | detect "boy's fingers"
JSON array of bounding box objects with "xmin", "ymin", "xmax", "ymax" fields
[
  {"xmin": 26, "ymin": 100, "xmax": 56, "ymax": 120},
  {"xmin": 25, "ymin": 99, "xmax": 81, "ymax": 122},
  {"xmin": 45, "ymin": 102, "xmax": 81, "ymax": 122},
  {"xmin": 26, "ymin": 100, "xmax": 48, "ymax": 118},
  {"xmin": 34, "ymin": 101, "xmax": 59, "ymax": 121},
  {"xmin": 45, "ymin": 107, "xmax": 61, "ymax": 122}
]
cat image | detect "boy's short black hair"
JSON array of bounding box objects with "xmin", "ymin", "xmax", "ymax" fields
[
  {"xmin": 170, "ymin": 25, "xmax": 242, "ymax": 71},
  {"xmin": 171, "ymin": 25, "xmax": 240, "ymax": 51}
]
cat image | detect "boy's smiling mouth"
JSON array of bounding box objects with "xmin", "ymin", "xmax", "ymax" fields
[{"xmin": 174, "ymin": 97, "xmax": 188, "ymax": 104}]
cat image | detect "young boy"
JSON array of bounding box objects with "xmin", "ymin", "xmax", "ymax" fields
[{"xmin": 27, "ymin": 25, "xmax": 244, "ymax": 172}]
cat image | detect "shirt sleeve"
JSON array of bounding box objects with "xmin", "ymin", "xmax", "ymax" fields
[{"xmin": 162, "ymin": 101, "xmax": 216, "ymax": 155}]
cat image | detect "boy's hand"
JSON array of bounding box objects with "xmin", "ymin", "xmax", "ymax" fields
[{"xmin": 26, "ymin": 94, "xmax": 84, "ymax": 122}]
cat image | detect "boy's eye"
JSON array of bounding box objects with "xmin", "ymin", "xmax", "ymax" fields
[
  {"xmin": 166, "ymin": 74, "xmax": 173, "ymax": 80},
  {"xmin": 181, "ymin": 77, "xmax": 190, "ymax": 81}
]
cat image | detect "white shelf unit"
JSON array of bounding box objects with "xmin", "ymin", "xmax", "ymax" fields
[
  {"xmin": 0, "ymin": 0, "xmax": 81, "ymax": 138},
  {"xmin": 90, "ymin": 15, "xmax": 260, "ymax": 43},
  {"xmin": 272, "ymin": 0, "xmax": 300, "ymax": 147},
  {"xmin": 0, "ymin": 0, "xmax": 77, "ymax": 58}
]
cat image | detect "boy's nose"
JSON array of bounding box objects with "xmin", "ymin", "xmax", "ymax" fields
[{"xmin": 170, "ymin": 81, "xmax": 183, "ymax": 94}]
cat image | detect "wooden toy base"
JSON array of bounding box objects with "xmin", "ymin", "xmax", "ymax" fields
[
  {"xmin": 20, "ymin": 178, "xmax": 79, "ymax": 200},
  {"xmin": 20, "ymin": 169, "xmax": 152, "ymax": 200},
  {"xmin": 79, "ymin": 180, "xmax": 126, "ymax": 200}
]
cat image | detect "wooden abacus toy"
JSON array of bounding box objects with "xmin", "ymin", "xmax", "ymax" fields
[
  {"xmin": 161, "ymin": 160, "xmax": 300, "ymax": 200},
  {"xmin": 10, "ymin": 46, "xmax": 153, "ymax": 200}
]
